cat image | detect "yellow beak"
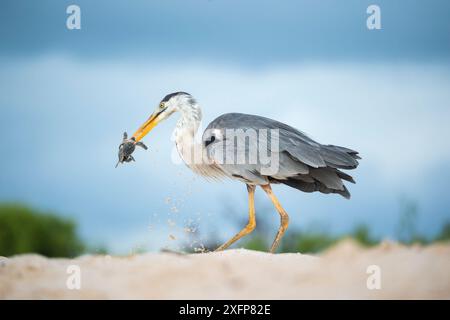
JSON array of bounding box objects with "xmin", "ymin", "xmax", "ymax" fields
[{"xmin": 132, "ymin": 111, "xmax": 161, "ymax": 142}]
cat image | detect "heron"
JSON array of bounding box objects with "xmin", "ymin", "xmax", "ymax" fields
[{"xmin": 120, "ymin": 91, "xmax": 360, "ymax": 253}]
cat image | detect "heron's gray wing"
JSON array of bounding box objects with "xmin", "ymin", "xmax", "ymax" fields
[
  {"xmin": 205, "ymin": 113, "xmax": 360, "ymax": 168},
  {"xmin": 204, "ymin": 113, "xmax": 360, "ymax": 198},
  {"xmin": 251, "ymin": 113, "xmax": 358, "ymax": 169},
  {"xmin": 207, "ymin": 113, "xmax": 327, "ymax": 168}
]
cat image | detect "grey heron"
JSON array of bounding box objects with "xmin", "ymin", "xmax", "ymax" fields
[{"xmin": 120, "ymin": 92, "xmax": 360, "ymax": 253}]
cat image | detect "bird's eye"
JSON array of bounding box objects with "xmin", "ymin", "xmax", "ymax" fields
[
  {"xmin": 159, "ymin": 102, "xmax": 165, "ymax": 109},
  {"xmin": 205, "ymin": 135, "xmax": 216, "ymax": 147}
]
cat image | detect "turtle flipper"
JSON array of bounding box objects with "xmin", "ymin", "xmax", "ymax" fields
[
  {"xmin": 135, "ymin": 141, "xmax": 148, "ymax": 150},
  {"xmin": 116, "ymin": 131, "xmax": 147, "ymax": 167}
]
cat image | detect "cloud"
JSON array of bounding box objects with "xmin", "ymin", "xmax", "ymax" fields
[{"xmin": 1, "ymin": 0, "xmax": 450, "ymax": 64}]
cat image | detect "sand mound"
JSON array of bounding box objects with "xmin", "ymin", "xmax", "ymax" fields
[{"xmin": 1, "ymin": 240, "xmax": 449, "ymax": 299}]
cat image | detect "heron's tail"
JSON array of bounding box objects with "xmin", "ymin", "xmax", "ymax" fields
[
  {"xmin": 280, "ymin": 178, "xmax": 351, "ymax": 199},
  {"xmin": 318, "ymin": 145, "xmax": 361, "ymax": 170}
]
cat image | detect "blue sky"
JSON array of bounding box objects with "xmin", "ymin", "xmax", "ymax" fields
[
  {"xmin": 2, "ymin": 0, "xmax": 450, "ymax": 63},
  {"xmin": 1, "ymin": 1, "xmax": 449, "ymax": 253}
]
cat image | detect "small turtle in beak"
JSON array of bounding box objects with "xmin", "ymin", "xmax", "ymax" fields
[{"xmin": 116, "ymin": 132, "xmax": 148, "ymax": 167}]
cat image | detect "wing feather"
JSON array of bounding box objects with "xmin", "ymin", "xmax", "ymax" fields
[{"xmin": 203, "ymin": 113, "xmax": 359, "ymax": 198}]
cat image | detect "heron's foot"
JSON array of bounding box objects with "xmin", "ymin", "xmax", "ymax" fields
[
  {"xmin": 214, "ymin": 244, "xmax": 228, "ymax": 252},
  {"xmin": 269, "ymin": 240, "xmax": 281, "ymax": 253},
  {"xmin": 215, "ymin": 185, "xmax": 257, "ymax": 252},
  {"xmin": 269, "ymin": 218, "xmax": 289, "ymax": 253},
  {"xmin": 214, "ymin": 222, "xmax": 256, "ymax": 252},
  {"xmin": 215, "ymin": 238, "xmax": 241, "ymax": 251}
]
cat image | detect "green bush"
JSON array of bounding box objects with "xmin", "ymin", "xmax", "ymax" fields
[
  {"xmin": 0, "ymin": 203, "xmax": 85, "ymax": 257},
  {"xmin": 242, "ymin": 224, "xmax": 376, "ymax": 253},
  {"xmin": 435, "ymin": 222, "xmax": 450, "ymax": 242},
  {"xmin": 351, "ymin": 224, "xmax": 377, "ymax": 247}
]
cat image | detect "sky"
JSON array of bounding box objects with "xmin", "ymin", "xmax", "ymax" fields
[{"xmin": 1, "ymin": 1, "xmax": 449, "ymax": 253}]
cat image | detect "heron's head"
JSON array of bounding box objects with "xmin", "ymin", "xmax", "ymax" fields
[{"xmin": 132, "ymin": 92, "xmax": 197, "ymax": 141}]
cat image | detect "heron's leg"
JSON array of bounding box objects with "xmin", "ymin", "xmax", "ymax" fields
[
  {"xmin": 261, "ymin": 184, "xmax": 290, "ymax": 253},
  {"xmin": 215, "ymin": 184, "xmax": 256, "ymax": 251}
]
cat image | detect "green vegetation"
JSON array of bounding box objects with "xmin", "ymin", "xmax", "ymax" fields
[
  {"xmin": 436, "ymin": 223, "xmax": 450, "ymax": 242},
  {"xmin": 232, "ymin": 222, "xmax": 450, "ymax": 254},
  {"xmin": 0, "ymin": 203, "xmax": 85, "ymax": 257},
  {"xmin": 238, "ymin": 224, "xmax": 376, "ymax": 253},
  {"xmin": 196, "ymin": 197, "xmax": 450, "ymax": 254},
  {"xmin": 1, "ymin": 199, "xmax": 449, "ymax": 256}
]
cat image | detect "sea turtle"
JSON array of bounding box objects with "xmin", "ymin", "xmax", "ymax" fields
[{"xmin": 115, "ymin": 132, "xmax": 148, "ymax": 167}]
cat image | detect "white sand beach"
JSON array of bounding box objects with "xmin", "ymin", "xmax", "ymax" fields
[{"xmin": 1, "ymin": 239, "xmax": 449, "ymax": 299}]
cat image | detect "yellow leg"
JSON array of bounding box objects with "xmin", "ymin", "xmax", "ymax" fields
[
  {"xmin": 261, "ymin": 184, "xmax": 290, "ymax": 253},
  {"xmin": 215, "ymin": 184, "xmax": 256, "ymax": 251}
]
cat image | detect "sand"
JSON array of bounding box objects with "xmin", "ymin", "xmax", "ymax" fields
[{"xmin": 1, "ymin": 239, "xmax": 449, "ymax": 299}]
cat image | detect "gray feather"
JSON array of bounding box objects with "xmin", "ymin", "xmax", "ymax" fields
[{"xmin": 204, "ymin": 113, "xmax": 359, "ymax": 199}]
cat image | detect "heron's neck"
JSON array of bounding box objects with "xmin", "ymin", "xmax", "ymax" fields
[{"xmin": 174, "ymin": 104, "xmax": 203, "ymax": 165}]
